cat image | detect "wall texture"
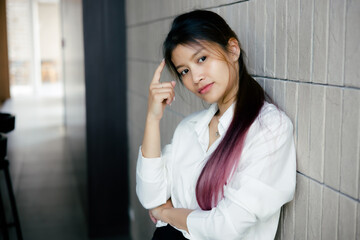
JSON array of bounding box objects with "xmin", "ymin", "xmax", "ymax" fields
[{"xmin": 126, "ymin": 0, "xmax": 360, "ymax": 239}]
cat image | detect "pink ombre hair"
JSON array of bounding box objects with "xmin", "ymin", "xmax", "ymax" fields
[{"xmin": 195, "ymin": 127, "xmax": 250, "ymax": 210}]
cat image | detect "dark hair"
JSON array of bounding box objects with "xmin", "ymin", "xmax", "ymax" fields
[{"xmin": 163, "ymin": 10, "xmax": 265, "ymax": 210}]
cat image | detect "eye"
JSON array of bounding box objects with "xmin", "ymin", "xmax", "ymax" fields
[
  {"xmin": 198, "ymin": 56, "xmax": 206, "ymax": 63},
  {"xmin": 180, "ymin": 69, "xmax": 189, "ymax": 76}
]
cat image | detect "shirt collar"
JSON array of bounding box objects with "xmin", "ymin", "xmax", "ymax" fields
[
  {"xmin": 217, "ymin": 103, "xmax": 235, "ymax": 136},
  {"xmin": 194, "ymin": 103, "xmax": 218, "ymax": 137},
  {"xmin": 193, "ymin": 102, "xmax": 235, "ymax": 137}
]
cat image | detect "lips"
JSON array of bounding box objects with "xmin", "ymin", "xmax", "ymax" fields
[{"xmin": 198, "ymin": 83, "xmax": 214, "ymax": 94}]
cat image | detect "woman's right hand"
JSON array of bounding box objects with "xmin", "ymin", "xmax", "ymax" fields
[
  {"xmin": 149, "ymin": 198, "xmax": 174, "ymax": 224},
  {"xmin": 147, "ymin": 60, "xmax": 176, "ymax": 121}
]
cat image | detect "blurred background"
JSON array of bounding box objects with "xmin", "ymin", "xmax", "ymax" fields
[
  {"xmin": 1, "ymin": 0, "xmax": 360, "ymax": 240},
  {"xmin": 1, "ymin": 0, "xmax": 128, "ymax": 239}
]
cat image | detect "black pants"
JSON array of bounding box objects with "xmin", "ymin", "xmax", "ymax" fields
[{"xmin": 152, "ymin": 225, "xmax": 187, "ymax": 240}]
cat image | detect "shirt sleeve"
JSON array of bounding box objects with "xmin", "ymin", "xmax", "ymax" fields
[
  {"xmin": 187, "ymin": 111, "xmax": 297, "ymax": 239},
  {"xmin": 136, "ymin": 144, "xmax": 172, "ymax": 209}
]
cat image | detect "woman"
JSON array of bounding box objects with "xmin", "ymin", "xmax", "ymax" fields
[{"xmin": 136, "ymin": 10, "xmax": 296, "ymax": 240}]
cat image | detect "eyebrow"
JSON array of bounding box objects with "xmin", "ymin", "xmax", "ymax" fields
[{"xmin": 175, "ymin": 47, "xmax": 204, "ymax": 70}]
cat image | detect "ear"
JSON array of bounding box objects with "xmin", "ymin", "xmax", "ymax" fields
[{"xmin": 227, "ymin": 38, "xmax": 241, "ymax": 62}]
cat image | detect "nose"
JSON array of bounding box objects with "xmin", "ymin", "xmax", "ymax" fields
[{"xmin": 191, "ymin": 68, "xmax": 204, "ymax": 84}]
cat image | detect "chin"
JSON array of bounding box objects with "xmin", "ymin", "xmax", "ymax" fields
[{"xmin": 200, "ymin": 95, "xmax": 220, "ymax": 104}]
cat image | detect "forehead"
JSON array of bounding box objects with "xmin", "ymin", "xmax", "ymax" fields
[
  {"xmin": 171, "ymin": 43, "xmax": 203, "ymax": 64},
  {"xmin": 171, "ymin": 41, "xmax": 226, "ymax": 67}
]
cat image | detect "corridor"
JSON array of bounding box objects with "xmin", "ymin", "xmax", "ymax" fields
[{"xmin": 0, "ymin": 95, "xmax": 88, "ymax": 239}]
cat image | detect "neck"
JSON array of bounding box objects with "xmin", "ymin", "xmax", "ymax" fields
[
  {"xmin": 217, "ymin": 69, "xmax": 239, "ymax": 117},
  {"xmin": 217, "ymin": 85, "xmax": 237, "ymax": 117},
  {"xmin": 217, "ymin": 99, "xmax": 235, "ymax": 117}
]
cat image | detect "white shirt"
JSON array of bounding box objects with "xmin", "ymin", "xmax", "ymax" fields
[{"xmin": 136, "ymin": 102, "xmax": 296, "ymax": 240}]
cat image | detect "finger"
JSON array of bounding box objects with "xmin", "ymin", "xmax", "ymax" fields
[
  {"xmin": 167, "ymin": 92, "xmax": 176, "ymax": 105},
  {"xmin": 149, "ymin": 211, "xmax": 157, "ymax": 224},
  {"xmin": 150, "ymin": 88, "xmax": 175, "ymax": 103},
  {"xmin": 151, "ymin": 59, "xmax": 166, "ymax": 84},
  {"xmin": 150, "ymin": 81, "xmax": 174, "ymax": 90},
  {"xmin": 154, "ymin": 92, "xmax": 174, "ymax": 104},
  {"xmin": 168, "ymin": 93, "xmax": 175, "ymax": 105},
  {"xmin": 151, "ymin": 88, "xmax": 175, "ymax": 95}
]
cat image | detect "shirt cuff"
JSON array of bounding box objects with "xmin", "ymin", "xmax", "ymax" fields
[
  {"xmin": 156, "ymin": 220, "xmax": 168, "ymax": 227},
  {"xmin": 186, "ymin": 209, "xmax": 211, "ymax": 239},
  {"xmin": 136, "ymin": 146, "xmax": 165, "ymax": 182}
]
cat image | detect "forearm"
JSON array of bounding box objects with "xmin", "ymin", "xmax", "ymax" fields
[
  {"xmin": 161, "ymin": 208, "xmax": 193, "ymax": 233},
  {"xmin": 141, "ymin": 59, "xmax": 174, "ymax": 158},
  {"xmin": 141, "ymin": 117, "xmax": 161, "ymax": 158}
]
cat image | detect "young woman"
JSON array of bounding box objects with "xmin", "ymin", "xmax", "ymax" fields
[{"xmin": 136, "ymin": 10, "xmax": 296, "ymax": 240}]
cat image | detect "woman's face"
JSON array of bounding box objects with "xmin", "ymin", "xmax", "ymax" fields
[{"xmin": 171, "ymin": 42, "xmax": 239, "ymax": 105}]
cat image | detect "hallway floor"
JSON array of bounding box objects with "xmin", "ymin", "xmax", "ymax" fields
[{"xmin": 0, "ymin": 95, "xmax": 88, "ymax": 239}]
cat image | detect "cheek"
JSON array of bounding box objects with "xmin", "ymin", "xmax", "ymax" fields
[
  {"xmin": 182, "ymin": 78, "xmax": 194, "ymax": 91},
  {"xmin": 184, "ymin": 81, "xmax": 200, "ymax": 95},
  {"xmin": 219, "ymin": 63, "xmax": 230, "ymax": 77},
  {"xmin": 207, "ymin": 59, "xmax": 228, "ymax": 78},
  {"xmin": 216, "ymin": 63, "xmax": 231, "ymax": 85}
]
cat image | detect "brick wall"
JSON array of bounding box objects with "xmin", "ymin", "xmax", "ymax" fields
[{"xmin": 126, "ymin": 1, "xmax": 360, "ymax": 239}]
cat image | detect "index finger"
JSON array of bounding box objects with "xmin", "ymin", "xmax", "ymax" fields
[{"xmin": 151, "ymin": 59, "xmax": 166, "ymax": 84}]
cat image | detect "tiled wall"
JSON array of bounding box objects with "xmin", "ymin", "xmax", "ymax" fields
[{"xmin": 126, "ymin": 1, "xmax": 360, "ymax": 239}]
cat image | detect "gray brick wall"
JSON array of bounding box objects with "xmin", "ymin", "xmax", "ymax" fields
[{"xmin": 126, "ymin": 1, "xmax": 360, "ymax": 239}]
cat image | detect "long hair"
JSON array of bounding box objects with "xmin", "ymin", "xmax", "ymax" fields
[{"xmin": 163, "ymin": 10, "xmax": 265, "ymax": 210}]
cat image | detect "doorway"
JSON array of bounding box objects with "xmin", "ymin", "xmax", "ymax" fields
[{"xmin": 6, "ymin": 0, "xmax": 62, "ymax": 97}]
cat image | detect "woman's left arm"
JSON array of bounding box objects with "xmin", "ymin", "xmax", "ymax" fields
[{"xmin": 150, "ymin": 199, "xmax": 193, "ymax": 232}]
